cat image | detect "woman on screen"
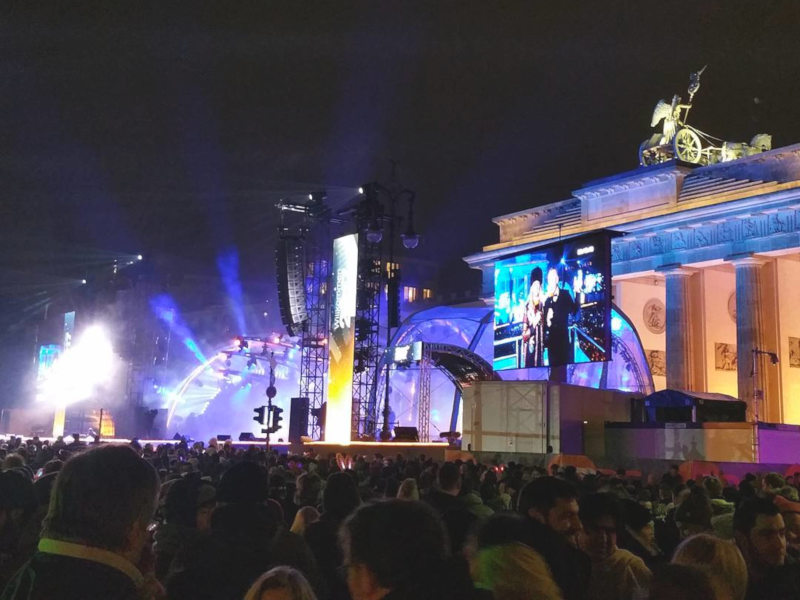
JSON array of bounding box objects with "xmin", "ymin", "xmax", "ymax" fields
[{"xmin": 522, "ymin": 266, "xmax": 545, "ymax": 367}]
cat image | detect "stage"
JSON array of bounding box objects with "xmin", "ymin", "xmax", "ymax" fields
[{"xmin": 299, "ymin": 441, "xmax": 453, "ymax": 461}]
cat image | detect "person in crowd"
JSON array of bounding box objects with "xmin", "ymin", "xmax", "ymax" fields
[
  {"xmin": 290, "ymin": 506, "xmax": 320, "ymax": 535},
  {"xmin": 339, "ymin": 499, "xmax": 479, "ymax": 600},
  {"xmin": 672, "ymin": 533, "xmax": 747, "ymax": 600},
  {"xmin": 479, "ymin": 470, "xmax": 510, "ymax": 512},
  {"xmin": 647, "ymin": 564, "xmax": 721, "ymax": 600},
  {"xmin": 618, "ymin": 498, "xmax": 664, "ymax": 569},
  {"xmin": 674, "ymin": 485, "xmax": 713, "ymax": 539},
  {"xmin": 704, "ymin": 476, "xmax": 735, "ymax": 516},
  {"xmin": 1, "ymin": 445, "xmax": 161, "ymax": 600},
  {"xmin": 579, "ymin": 493, "xmax": 651, "ymax": 600},
  {"xmin": 517, "ymin": 476, "xmax": 591, "ymax": 600},
  {"xmin": 661, "ymin": 465, "xmax": 683, "ymax": 489},
  {"xmin": 777, "ymin": 485, "xmax": 799, "ymax": 501},
  {"xmin": 761, "ymin": 472, "xmax": 786, "ymax": 495},
  {"xmin": 293, "ymin": 472, "xmax": 323, "ymax": 513},
  {"xmin": 396, "ymin": 478, "xmax": 419, "ymax": 500},
  {"xmin": 0, "ymin": 470, "xmax": 38, "ymax": 588},
  {"xmin": 167, "ymin": 461, "xmax": 319, "ymax": 600},
  {"xmin": 243, "ymin": 566, "xmax": 318, "ymax": 600},
  {"xmin": 734, "ymin": 497, "xmax": 800, "ymax": 599},
  {"xmin": 423, "ymin": 461, "xmax": 477, "ymax": 554},
  {"xmin": 471, "ymin": 513, "xmax": 562, "ymax": 600},
  {"xmin": 460, "ymin": 476, "xmax": 494, "ymax": 520},
  {"xmin": 773, "ymin": 494, "xmax": 800, "ymax": 561},
  {"xmin": 305, "ymin": 472, "xmax": 361, "ymax": 600},
  {"xmin": 1, "ymin": 454, "xmax": 24, "ymax": 471},
  {"xmin": 153, "ymin": 474, "xmax": 216, "ymax": 581}
]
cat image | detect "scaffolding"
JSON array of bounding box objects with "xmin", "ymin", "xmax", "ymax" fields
[
  {"xmin": 277, "ymin": 193, "xmax": 332, "ymax": 440},
  {"xmin": 299, "ymin": 226, "xmax": 331, "ymax": 440},
  {"xmin": 417, "ymin": 343, "xmax": 432, "ymax": 442},
  {"xmin": 351, "ymin": 233, "xmax": 383, "ymax": 439}
]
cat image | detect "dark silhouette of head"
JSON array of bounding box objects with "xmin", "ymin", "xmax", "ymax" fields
[{"xmin": 42, "ymin": 445, "xmax": 159, "ymax": 562}]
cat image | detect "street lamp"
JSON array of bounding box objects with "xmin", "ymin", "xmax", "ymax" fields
[{"xmin": 750, "ymin": 347, "xmax": 780, "ymax": 462}]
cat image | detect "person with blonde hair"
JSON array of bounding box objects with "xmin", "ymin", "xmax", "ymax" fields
[
  {"xmin": 290, "ymin": 505, "xmax": 320, "ymax": 536},
  {"xmin": 672, "ymin": 533, "xmax": 747, "ymax": 600},
  {"xmin": 397, "ymin": 478, "xmax": 420, "ymax": 500},
  {"xmin": 244, "ymin": 566, "xmax": 317, "ymax": 600}
]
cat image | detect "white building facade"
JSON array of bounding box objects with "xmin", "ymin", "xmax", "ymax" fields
[{"xmin": 465, "ymin": 144, "xmax": 800, "ymax": 424}]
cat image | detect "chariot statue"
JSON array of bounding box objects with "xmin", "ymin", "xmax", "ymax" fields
[{"xmin": 639, "ymin": 67, "xmax": 772, "ymax": 166}]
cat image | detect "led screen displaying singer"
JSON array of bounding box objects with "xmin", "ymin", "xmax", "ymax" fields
[{"xmin": 493, "ymin": 232, "xmax": 612, "ymax": 370}]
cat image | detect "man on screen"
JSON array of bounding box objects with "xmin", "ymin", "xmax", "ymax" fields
[{"xmin": 544, "ymin": 264, "xmax": 578, "ymax": 366}]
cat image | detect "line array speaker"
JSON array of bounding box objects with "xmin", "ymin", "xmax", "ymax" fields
[{"xmin": 276, "ymin": 237, "xmax": 308, "ymax": 336}]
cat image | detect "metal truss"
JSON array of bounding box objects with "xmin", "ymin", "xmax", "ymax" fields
[
  {"xmin": 351, "ymin": 235, "xmax": 383, "ymax": 439},
  {"xmin": 417, "ymin": 343, "xmax": 432, "ymax": 442},
  {"xmin": 299, "ymin": 225, "xmax": 331, "ymax": 440}
]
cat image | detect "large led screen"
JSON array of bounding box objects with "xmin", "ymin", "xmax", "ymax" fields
[
  {"xmin": 326, "ymin": 233, "xmax": 359, "ymax": 442},
  {"xmin": 493, "ymin": 231, "xmax": 612, "ymax": 370}
]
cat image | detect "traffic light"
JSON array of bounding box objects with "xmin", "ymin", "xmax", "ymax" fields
[
  {"xmin": 265, "ymin": 405, "xmax": 283, "ymax": 434},
  {"xmin": 253, "ymin": 406, "xmax": 266, "ymax": 425}
]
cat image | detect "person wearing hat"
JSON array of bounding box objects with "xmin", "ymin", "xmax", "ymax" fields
[
  {"xmin": 153, "ymin": 474, "xmax": 216, "ymax": 581},
  {"xmin": 618, "ymin": 498, "xmax": 665, "ymax": 570}
]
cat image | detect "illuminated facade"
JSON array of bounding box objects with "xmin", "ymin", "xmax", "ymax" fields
[{"xmin": 465, "ymin": 144, "xmax": 800, "ymax": 425}]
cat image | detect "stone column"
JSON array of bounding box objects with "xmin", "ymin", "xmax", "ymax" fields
[
  {"xmin": 727, "ymin": 253, "xmax": 768, "ymax": 421},
  {"xmin": 658, "ymin": 264, "xmax": 695, "ymax": 391}
]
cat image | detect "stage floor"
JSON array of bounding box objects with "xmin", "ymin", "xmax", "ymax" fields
[{"xmin": 300, "ymin": 441, "xmax": 452, "ymax": 461}]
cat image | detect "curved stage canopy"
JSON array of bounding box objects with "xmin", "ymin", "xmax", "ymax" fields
[{"xmin": 164, "ymin": 303, "xmax": 653, "ymax": 443}]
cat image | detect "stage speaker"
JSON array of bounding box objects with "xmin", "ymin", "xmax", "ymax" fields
[
  {"xmin": 276, "ymin": 237, "xmax": 308, "ymax": 336},
  {"xmin": 394, "ymin": 426, "xmax": 419, "ymax": 442},
  {"xmin": 216, "ymin": 434, "xmax": 231, "ymax": 441},
  {"xmin": 238, "ymin": 432, "xmax": 257, "ymax": 441},
  {"xmin": 289, "ymin": 397, "xmax": 310, "ymax": 443}
]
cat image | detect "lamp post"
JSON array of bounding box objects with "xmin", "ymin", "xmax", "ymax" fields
[
  {"xmin": 750, "ymin": 347, "xmax": 779, "ymax": 462},
  {"xmin": 361, "ymin": 173, "xmax": 419, "ymax": 441}
]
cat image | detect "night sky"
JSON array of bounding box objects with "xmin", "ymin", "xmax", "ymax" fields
[{"xmin": 3, "ymin": 2, "xmax": 800, "ymax": 310}]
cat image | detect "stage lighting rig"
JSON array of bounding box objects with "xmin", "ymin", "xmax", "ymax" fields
[{"xmin": 358, "ymin": 166, "xmax": 422, "ymax": 441}]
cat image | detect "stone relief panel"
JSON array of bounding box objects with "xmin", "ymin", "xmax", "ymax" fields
[
  {"xmin": 643, "ymin": 298, "xmax": 666, "ymax": 334},
  {"xmin": 742, "ymin": 217, "xmax": 759, "ymax": 239},
  {"xmin": 695, "ymin": 227, "xmax": 712, "ymax": 247},
  {"xmin": 646, "ymin": 350, "xmax": 666, "ymax": 377},
  {"xmin": 715, "ymin": 343, "xmax": 738, "ymax": 371},
  {"xmin": 718, "ymin": 221, "xmax": 735, "ymax": 242},
  {"xmin": 790, "ymin": 337, "xmax": 800, "ymax": 368},
  {"xmin": 672, "ymin": 229, "xmax": 690, "ymax": 250}
]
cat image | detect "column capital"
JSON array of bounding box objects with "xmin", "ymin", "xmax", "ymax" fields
[
  {"xmin": 655, "ymin": 262, "xmax": 696, "ymax": 277},
  {"xmin": 724, "ymin": 252, "xmax": 770, "ymax": 268}
]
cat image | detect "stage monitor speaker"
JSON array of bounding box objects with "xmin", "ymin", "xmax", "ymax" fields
[
  {"xmin": 289, "ymin": 397, "xmax": 310, "ymax": 443},
  {"xmin": 276, "ymin": 237, "xmax": 308, "ymax": 336},
  {"xmin": 394, "ymin": 426, "xmax": 419, "ymax": 442},
  {"xmin": 216, "ymin": 434, "xmax": 231, "ymax": 441},
  {"xmin": 238, "ymin": 432, "xmax": 257, "ymax": 441}
]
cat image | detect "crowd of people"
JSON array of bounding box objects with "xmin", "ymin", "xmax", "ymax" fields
[{"xmin": 2, "ymin": 434, "xmax": 800, "ymax": 600}]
